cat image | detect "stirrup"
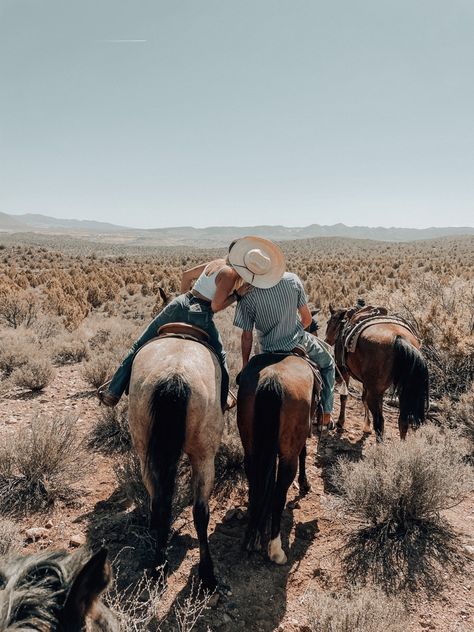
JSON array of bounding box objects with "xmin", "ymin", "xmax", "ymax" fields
[{"xmin": 97, "ymin": 381, "xmax": 120, "ymax": 407}]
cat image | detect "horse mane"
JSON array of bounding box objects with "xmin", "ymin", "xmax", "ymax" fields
[{"xmin": 0, "ymin": 550, "xmax": 72, "ymax": 630}]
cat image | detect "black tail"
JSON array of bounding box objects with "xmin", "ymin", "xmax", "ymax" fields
[
  {"xmin": 392, "ymin": 336, "xmax": 430, "ymax": 428},
  {"xmin": 146, "ymin": 374, "xmax": 190, "ymax": 553},
  {"xmin": 245, "ymin": 374, "xmax": 283, "ymax": 550}
]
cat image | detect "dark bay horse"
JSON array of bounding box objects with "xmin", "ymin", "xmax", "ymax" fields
[
  {"xmin": 128, "ymin": 336, "xmax": 224, "ymax": 590},
  {"xmin": 325, "ymin": 305, "xmax": 430, "ymax": 440},
  {"xmin": 0, "ymin": 548, "xmax": 118, "ymax": 631},
  {"xmin": 237, "ymin": 353, "xmax": 318, "ymax": 564}
]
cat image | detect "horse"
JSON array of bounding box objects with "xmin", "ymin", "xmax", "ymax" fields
[
  {"xmin": 325, "ymin": 305, "xmax": 430, "ymax": 440},
  {"xmin": 237, "ymin": 353, "xmax": 319, "ymax": 565},
  {"xmin": 127, "ymin": 334, "xmax": 224, "ymax": 591},
  {"xmin": 0, "ymin": 548, "xmax": 118, "ymax": 631}
]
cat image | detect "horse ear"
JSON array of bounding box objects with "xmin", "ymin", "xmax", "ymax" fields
[
  {"xmin": 158, "ymin": 287, "xmax": 168, "ymax": 304},
  {"xmin": 329, "ymin": 304, "xmax": 335, "ymax": 315},
  {"xmin": 61, "ymin": 549, "xmax": 112, "ymax": 625}
]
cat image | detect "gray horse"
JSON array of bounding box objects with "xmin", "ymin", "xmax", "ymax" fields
[
  {"xmin": 128, "ymin": 336, "xmax": 224, "ymax": 590},
  {"xmin": 0, "ymin": 548, "xmax": 118, "ymax": 631}
]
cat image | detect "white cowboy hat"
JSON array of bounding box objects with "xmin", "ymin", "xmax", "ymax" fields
[{"xmin": 228, "ymin": 236, "xmax": 286, "ymax": 288}]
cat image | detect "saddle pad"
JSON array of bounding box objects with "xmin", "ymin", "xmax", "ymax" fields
[{"xmin": 345, "ymin": 316, "xmax": 419, "ymax": 354}]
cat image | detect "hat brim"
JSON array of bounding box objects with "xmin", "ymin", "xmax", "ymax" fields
[{"xmin": 228, "ymin": 236, "xmax": 286, "ymax": 288}]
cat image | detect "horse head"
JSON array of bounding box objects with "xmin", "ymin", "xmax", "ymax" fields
[
  {"xmin": 325, "ymin": 304, "xmax": 349, "ymax": 345},
  {"xmin": 0, "ymin": 548, "xmax": 118, "ymax": 631}
]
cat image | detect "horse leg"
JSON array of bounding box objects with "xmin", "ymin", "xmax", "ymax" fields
[
  {"xmin": 362, "ymin": 386, "xmax": 371, "ymax": 433},
  {"xmin": 268, "ymin": 457, "xmax": 298, "ymax": 565},
  {"xmin": 149, "ymin": 477, "xmax": 173, "ymax": 574},
  {"xmin": 367, "ymin": 391, "xmax": 384, "ymax": 441},
  {"xmin": 298, "ymin": 444, "xmax": 311, "ymax": 495},
  {"xmin": 189, "ymin": 454, "xmax": 217, "ymax": 591},
  {"xmin": 337, "ymin": 375, "xmax": 350, "ymax": 430},
  {"xmin": 398, "ymin": 413, "xmax": 409, "ymax": 440}
]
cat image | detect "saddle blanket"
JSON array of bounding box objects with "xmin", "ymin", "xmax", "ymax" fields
[{"xmin": 345, "ymin": 316, "xmax": 419, "ymax": 354}]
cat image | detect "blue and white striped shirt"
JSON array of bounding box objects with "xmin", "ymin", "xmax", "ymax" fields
[{"xmin": 234, "ymin": 272, "xmax": 308, "ymax": 352}]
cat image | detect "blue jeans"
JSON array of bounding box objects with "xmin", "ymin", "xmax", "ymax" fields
[
  {"xmin": 108, "ymin": 293, "xmax": 229, "ymax": 410},
  {"xmin": 297, "ymin": 332, "xmax": 335, "ymax": 413}
]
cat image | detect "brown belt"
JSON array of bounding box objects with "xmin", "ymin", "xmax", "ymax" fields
[{"xmin": 187, "ymin": 290, "xmax": 212, "ymax": 303}]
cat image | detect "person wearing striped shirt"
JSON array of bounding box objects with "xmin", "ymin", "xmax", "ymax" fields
[{"xmin": 233, "ymin": 271, "xmax": 335, "ymax": 426}]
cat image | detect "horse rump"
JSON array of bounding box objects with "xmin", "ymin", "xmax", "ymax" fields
[
  {"xmin": 392, "ymin": 335, "xmax": 430, "ymax": 428},
  {"xmin": 146, "ymin": 374, "xmax": 190, "ymax": 558},
  {"xmin": 245, "ymin": 374, "xmax": 283, "ymax": 551}
]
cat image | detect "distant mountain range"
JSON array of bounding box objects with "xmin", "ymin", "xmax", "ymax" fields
[{"xmin": 1, "ymin": 211, "xmax": 473, "ymax": 246}]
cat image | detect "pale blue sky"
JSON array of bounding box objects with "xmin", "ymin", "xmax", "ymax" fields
[{"xmin": 1, "ymin": 0, "xmax": 473, "ymax": 229}]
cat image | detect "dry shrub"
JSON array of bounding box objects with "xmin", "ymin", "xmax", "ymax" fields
[
  {"xmin": 0, "ymin": 332, "xmax": 34, "ymax": 377},
  {"xmin": 0, "ymin": 289, "xmax": 38, "ymax": 328},
  {"xmin": 89, "ymin": 401, "xmax": 131, "ymax": 454},
  {"xmin": 105, "ymin": 564, "xmax": 211, "ymax": 632},
  {"xmin": 104, "ymin": 563, "xmax": 166, "ymax": 631},
  {"xmin": 214, "ymin": 423, "xmax": 245, "ymax": 497},
  {"xmin": 51, "ymin": 333, "xmax": 89, "ymax": 365},
  {"xmin": 114, "ymin": 453, "xmax": 149, "ymax": 520},
  {"xmin": 13, "ymin": 356, "xmax": 55, "ymax": 391},
  {"xmin": 332, "ymin": 425, "xmax": 472, "ymax": 591},
  {"xmin": 0, "ymin": 413, "xmax": 87, "ymax": 514},
  {"xmin": 173, "ymin": 578, "xmax": 213, "ymax": 632},
  {"xmin": 0, "ymin": 517, "xmax": 22, "ymax": 555},
  {"xmin": 81, "ymin": 352, "xmax": 117, "ymax": 389},
  {"xmin": 306, "ymin": 585, "xmax": 408, "ymax": 632}
]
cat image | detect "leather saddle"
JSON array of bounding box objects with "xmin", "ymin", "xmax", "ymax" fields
[{"xmin": 157, "ymin": 322, "xmax": 210, "ymax": 343}]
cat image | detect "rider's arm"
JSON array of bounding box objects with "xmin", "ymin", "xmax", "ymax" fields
[
  {"xmin": 180, "ymin": 263, "xmax": 207, "ymax": 293},
  {"xmin": 211, "ymin": 267, "xmax": 239, "ymax": 312},
  {"xmin": 298, "ymin": 304, "xmax": 313, "ymax": 329},
  {"xmin": 241, "ymin": 330, "xmax": 253, "ymax": 368}
]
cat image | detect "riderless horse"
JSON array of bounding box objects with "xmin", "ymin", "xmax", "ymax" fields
[
  {"xmin": 127, "ymin": 323, "xmax": 224, "ymax": 590},
  {"xmin": 0, "ymin": 548, "xmax": 118, "ymax": 631},
  {"xmin": 237, "ymin": 352, "xmax": 320, "ymax": 565},
  {"xmin": 325, "ymin": 304, "xmax": 429, "ymax": 440}
]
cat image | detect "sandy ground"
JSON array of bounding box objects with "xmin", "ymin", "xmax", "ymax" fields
[{"xmin": 1, "ymin": 364, "xmax": 473, "ymax": 631}]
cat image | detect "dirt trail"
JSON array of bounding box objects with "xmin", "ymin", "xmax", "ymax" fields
[{"xmin": 1, "ymin": 365, "xmax": 472, "ymax": 631}]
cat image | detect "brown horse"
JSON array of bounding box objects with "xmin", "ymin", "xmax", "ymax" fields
[
  {"xmin": 325, "ymin": 305, "xmax": 429, "ymax": 440},
  {"xmin": 0, "ymin": 548, "xmax": 118, "ymax": 631},
  {"xmin": 128, "ymin": 335, "xmax": 224, "ymax": 590},
  {"xmin": 237, "ymin": 353, "xmax": 318, "ymax": 564}
]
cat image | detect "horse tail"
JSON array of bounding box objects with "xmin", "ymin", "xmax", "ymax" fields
[
  {"xmin": 246, "ymin": 374, "xmax": 283, "ymax": 550},
  {"xmin": 392, "ymin": 335, "xmax": 430, "ymax": 428},
  {"xmin": 146, "ymin": 374, "xmax": 190, "ymax": 550}
]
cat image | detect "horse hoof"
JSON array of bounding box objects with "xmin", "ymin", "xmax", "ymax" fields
[
  {"xmin": 299, "ymin": 479, "xmax": 311, "ymax": 495},
  {"xmin": 327, "ymin": 420, "xmax": 336, "ymax": 431},
  {"xmin": 268, "ymin": 535, "xmax": 287, "ymax": 565}
]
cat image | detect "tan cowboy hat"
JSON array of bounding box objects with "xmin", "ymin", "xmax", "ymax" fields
[{"xmin": 228, "ymin": 236, "xmax": 285, "ymax": 288}]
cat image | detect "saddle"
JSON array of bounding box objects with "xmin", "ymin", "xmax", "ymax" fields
[
  {"xmin": 241, "ymin": 346, "xmax": 323, "ymax": 437},
  {"xmin": 335, "ymin": 306, "xmax": 418, "ymax": 373},
  {"xmin": 157, "ymin": 322, "xmax": 209, "ymax": 343}
]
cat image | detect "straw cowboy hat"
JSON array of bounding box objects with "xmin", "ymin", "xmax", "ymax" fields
[{"xmin": 228, "ymin": 236, "xmax": 286, "ymax": 289}]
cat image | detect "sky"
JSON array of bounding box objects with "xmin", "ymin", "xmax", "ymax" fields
[{"xmin": 0, "ymin": 0, "xmax": 473, "ymax": 229}]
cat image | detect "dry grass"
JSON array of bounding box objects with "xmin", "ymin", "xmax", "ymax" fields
[
  {"xmin": 0, "ymin": 413, "xmax": 87, "ymax": 515},
  {"xmin": 306, "ymin": 585, "xmax": 408, "ymax": 632},
  {"xmin": 332, "ymin": 425, "xmax": 473, "ymax": 591}
]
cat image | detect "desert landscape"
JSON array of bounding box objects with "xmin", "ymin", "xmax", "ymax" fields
[{"xmin": 0, "ymin": 229, "xmax": 472, "ymax": 630}]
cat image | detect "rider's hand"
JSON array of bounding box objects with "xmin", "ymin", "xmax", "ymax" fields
[{"xmin": 236, "ymin": 283, "xmax": 251, "ymax": 298}]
